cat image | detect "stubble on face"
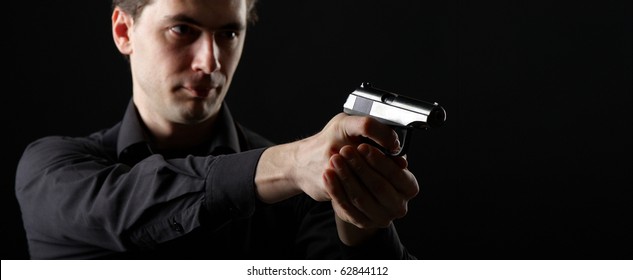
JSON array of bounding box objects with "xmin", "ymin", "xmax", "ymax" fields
[{"xmin": 129, "ymin": 0, "xmax": 247, "ymax": 131}]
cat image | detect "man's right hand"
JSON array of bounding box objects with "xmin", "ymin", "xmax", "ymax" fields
[{"xmin": 255, "ymin": 112, "xmax": 413, "ymax": 204}]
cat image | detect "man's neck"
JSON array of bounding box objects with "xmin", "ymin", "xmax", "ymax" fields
[{"xmin": 144, "ymin": 113, "xmax": 219, "ymax": 153}]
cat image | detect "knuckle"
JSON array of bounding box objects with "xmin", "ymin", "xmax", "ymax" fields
[
  {"xmin": 402, "ymin": 174, "xmax": 420, "ymax": 198},
  {"xmin": 358, "ymin": 117, "xmax": 375, "ymax": 134},
  {"xmin": 349, "ymin": 159, "xmax": 364, "ymax": 173},
  {"xmin": 346, "ymin": 214, "xmax": 368, "ymax": 229},
  {"xmin": 350, "ymin": 195, "xmax": 365, "ymax": 209},
  {"xmin": 407, "ymin": 183, "xmax": 420, "ymax": 198},
  {"xmin": 394, "ymin": 203, "xmax": 408, "ymax": 218}
]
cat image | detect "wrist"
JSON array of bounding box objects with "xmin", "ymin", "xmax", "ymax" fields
[
  {"xmin": 254, "ymin": 143, "xmax": 302, "ymax": 203},
  {"xmin": 335, "ymin": 215, "xmax": 379, "ymax": 246}
]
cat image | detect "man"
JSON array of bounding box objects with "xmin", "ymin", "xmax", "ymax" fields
[{"xmin": 15, "ymin": 0, "xmax": 419, "ymax": 259}]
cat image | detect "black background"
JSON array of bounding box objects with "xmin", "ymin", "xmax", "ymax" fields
[{"xmin": 3, "ymin": 0, "xmax": 631, "ymax": 259}]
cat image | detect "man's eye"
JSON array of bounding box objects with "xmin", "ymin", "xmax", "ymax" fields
[
  {"xmin": 218, "ymin": 31, "xmax": 238, "ymax": 39},
  {"xmin": 170, "ymin": 25, "xmax": 196, "ymax": 36}
]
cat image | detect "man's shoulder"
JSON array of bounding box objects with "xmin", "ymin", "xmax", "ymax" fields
[
  {"xmin": 25, "ymin": 124, "xmax": 118, "ymax": 153},
  {"xmin": 19, "ymin": 124, "xmax": 120, "ymax": 169},
  {"xmin": 24, "ymin": 134, "xmax": 98, "ymax": 154}
]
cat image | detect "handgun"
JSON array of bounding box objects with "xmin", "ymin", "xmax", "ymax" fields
[{"xmin": 343, "ymin": 82, "xmax": 446, "ymax": 156}]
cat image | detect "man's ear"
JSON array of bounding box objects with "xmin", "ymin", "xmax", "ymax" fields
[{"xmin": 112, "ymin": 7, "xmax": 133, "ymax": 55}]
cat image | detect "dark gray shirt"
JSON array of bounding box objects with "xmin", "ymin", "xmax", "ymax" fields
[{"xmin": 15, "ymin": 100, "xmax": 414, "ymax": 260}]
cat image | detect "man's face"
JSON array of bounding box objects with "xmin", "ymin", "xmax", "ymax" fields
[{"xmin": 125, "ymin": 0, "xmax": 247, "ymax": 125}]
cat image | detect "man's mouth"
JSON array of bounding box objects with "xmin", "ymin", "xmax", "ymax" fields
[
  {"xmin": 183, "ymin": 85, "xmax": 218, "ymax": 98},
  {"xmin": 181, "ymin": 73, "xmax": 225, "ymax": 98}
]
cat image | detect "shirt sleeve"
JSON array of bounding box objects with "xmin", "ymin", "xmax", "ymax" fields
[
  {"xmin": 338, "ymin": 223, "xmax": 418, "ymax": 260},
  {"xmin": 14, "ymin": 135, "xmax": 265, "ymax": 259}
]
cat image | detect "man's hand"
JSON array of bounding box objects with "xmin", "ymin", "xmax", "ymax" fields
[
  {"xmin": 324, "ymin": 143, "xmax": 418, "ymax": 227},
  {"xmin": 255, "ymin": 113, "xmax": 420, "ymax": 244},
  {"xmin": 324, "ymin": 143, "xmax": 419, "ymax": 245}
]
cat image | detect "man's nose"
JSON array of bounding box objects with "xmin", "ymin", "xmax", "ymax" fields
[{"xmin": 191, "ymin": 34, "xmax": 220, "ymax": 74}]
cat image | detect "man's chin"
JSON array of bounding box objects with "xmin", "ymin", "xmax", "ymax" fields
[{"xmin": 178, "ymin": 100, "xmax": 222, "ymax": 123}]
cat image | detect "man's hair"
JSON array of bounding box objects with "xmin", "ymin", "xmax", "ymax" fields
[{"xmin": 112, "ymin": 0, "xmax": 259, "ymax": 24}]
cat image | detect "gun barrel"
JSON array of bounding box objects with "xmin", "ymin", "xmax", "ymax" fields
[{"xmin": 343, "ymin": 82, "xmax": 446, "ymax": 128}]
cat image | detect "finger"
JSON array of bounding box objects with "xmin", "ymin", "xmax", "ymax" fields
[
  {"xmin": 357, "ymin": 144, "xmax": 419, "ymax": 199},
  {"xmin": 323, "ymin": 168, "xmax": 370, "ymax": 228},
  {"xmin": 339, "ymin": 146, "xmax": 409, "ymax": 221},
  {"xmin": 330, "ymin": 153, "xmax": 392, "ymax": 227},
  {"xmin": 340, "ymin": 115, "xmax": 400, "ymax": 154},
  {"xmin": 391, "ymin": 154, "xmax": 408, "ymax": 169}
]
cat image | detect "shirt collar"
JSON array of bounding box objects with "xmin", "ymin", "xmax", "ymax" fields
[{"xmin": 116, "ymin": 99, "xmax": 241, "ymax": 164}]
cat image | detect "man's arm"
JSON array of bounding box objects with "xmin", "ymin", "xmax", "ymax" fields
[{"xmin": 15, "ymin": 135, "xmax": 264, "ymax": 259}]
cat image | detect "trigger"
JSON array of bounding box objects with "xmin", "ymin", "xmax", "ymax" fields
[{"xmin": 387, "ymin": 128, "xmax": 413, "ymax": 157}]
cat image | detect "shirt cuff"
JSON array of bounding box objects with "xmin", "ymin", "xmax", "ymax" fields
[
  {"xmin": 205, "ymin": 148, "xmax": 267, "ymax": 221},
  {"xmin": 338, "ymin": 223, "xmax": 416, "ymax": 259}
]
